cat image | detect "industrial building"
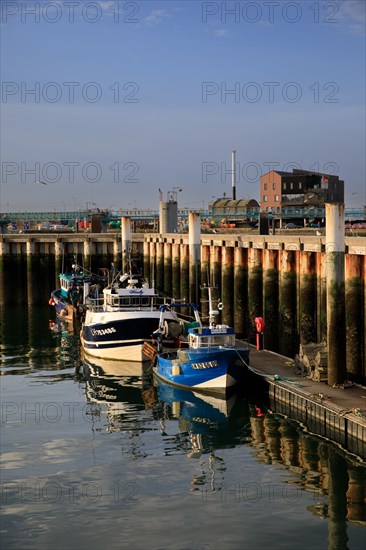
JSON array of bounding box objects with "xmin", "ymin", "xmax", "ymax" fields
[
  {"xmin": 260, "ymin": 169, "xmax": 345, "ymax": 225},
  {"xmin": 210, "ymin": 198, "xmax": 260, "ymax": 226}
]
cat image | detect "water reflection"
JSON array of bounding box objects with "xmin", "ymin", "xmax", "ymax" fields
[
  {"xmin": 249, "ymin": 409, "xmax": 366, "ymax": 532},
  {"xmin": 83, "ymin": 363, "xmax": 366, "ymax": 536},
  {"xmin": 83, "ymin": 357, "xmax": 155, "ymax": 434},
  {"xmin": 0, "ymin": 304, "xmax": 81, "ymax": 378},
  {"xmin": 1, "ymin": 302, "xmax": 365, "ymax": 549},
  {"xmin": 156, "ymin": 381, "xmax": 249, "ymax": 455}
]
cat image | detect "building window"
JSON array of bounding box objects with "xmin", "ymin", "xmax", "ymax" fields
[
  {"xmin": 290, "ymin": 182, "xmax": 294, "ymax": 190},
  {"xmin": 299, "ymin": 182, "xmax": 302, "ymax": 189},
  {"xmin": 283, "ymin": 183, "xmax": 287, "ymax": 190},
  {"xmin": 272, "ymin": 183, "xmax": 276, "ymax": 190},
  {"xmin": 263, "ymin": 195, "xmax": 268, "ymax": 202},
  {"xmin": 274, "ymin": 195, "xmax": 279, "ymax": 202},
  {"xmin": 264, "ymin": 183, "xmax": 267, "ymax": 190},
  {"xmin": 277, "ymin": 207, "xmax": 281, "ymax": 213}
]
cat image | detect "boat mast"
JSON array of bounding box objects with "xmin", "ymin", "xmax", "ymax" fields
[{"xmin": 207, "ymin": 286, "xmax": 219, "ymax": 328}]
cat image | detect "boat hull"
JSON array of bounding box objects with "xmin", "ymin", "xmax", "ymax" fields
[
  {"xmin": 81, "ymin": 311, "xmax": 177, "ymax": 362},
  {"xmin": 82, "ymin": 338, "xmax": 149, "ymax": 362},
  {"xmin": 154, "ymin": 348, "xmax": 249, "ymax": 395}
]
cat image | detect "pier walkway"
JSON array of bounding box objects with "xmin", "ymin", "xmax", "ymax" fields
[{"xmin": 247, "ymin": 347, "xmax": 366, "ymax": 459}]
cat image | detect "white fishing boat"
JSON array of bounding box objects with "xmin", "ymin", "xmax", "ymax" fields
[{"xmin": 81, "ymin": 264, "xmax": 182, "ymax": 362}]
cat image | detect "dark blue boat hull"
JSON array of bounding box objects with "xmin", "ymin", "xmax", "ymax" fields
[{"xmin": 154, "ymin": 347, "xmax": 249, "ymax": 395}]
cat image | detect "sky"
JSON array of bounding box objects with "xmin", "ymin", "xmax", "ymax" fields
[{"xmin": 1, "ymin": 0, "xmax": 365, "ymax": 213}]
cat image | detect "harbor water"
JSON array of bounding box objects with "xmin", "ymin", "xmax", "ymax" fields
[{"xmin": 1, "ymin": 298, "xmax": 366, "ymax": 548}]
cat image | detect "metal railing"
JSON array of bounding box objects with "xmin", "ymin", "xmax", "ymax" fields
[{"xmin": 87, "ymin": 294, "xmax": 175, "ymax": 313}]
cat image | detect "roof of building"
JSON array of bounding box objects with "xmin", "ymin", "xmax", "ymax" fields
[
  {"xmin": 212, "ymin": 198, "xmax": 259, "ymax": 208},
  {"xmin": 261, "ymin": 169, "xmax": 342, "ymax": 180},
  {"xmin": 261, "ymin": 170, "xmax": 292, "ymax": 178}
]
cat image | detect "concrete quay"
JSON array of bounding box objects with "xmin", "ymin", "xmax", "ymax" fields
[{"xmin": 248, "ymin": 346, "xmax": 366, "ymax": 460}]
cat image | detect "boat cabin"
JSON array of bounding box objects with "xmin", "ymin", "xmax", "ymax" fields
[
  {"xmin": 187, "ymin": 325, "xmax": 236, "ymax": 349},
  {"xmin": 58, "ymin": 273, "xmax": 92, "ymax": 305},
  {"xmin": 87, "ymin": 277, "xmax": 173, "ymax": 312}
]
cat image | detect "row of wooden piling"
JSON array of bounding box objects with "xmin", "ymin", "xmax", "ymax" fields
[{"xmin": 1, "ymin": 207, "xmax": 365, "ymax": 383}]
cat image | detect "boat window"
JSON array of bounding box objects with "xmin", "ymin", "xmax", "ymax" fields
[{"xmin": 188, "ymin": 333, "xmax": 235, "ymax": 348}]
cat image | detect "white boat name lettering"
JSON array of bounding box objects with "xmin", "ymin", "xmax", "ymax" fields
[
  {"xmin": 91, "ymin": 327, "xmax": 117, "ymax": 336},
  {"xmin": 192, "ymin": 360, "xmax": 219, "ymax": 370}
]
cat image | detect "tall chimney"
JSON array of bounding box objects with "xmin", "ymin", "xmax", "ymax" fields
[{"xmin": 232, "ymin": 149, "xmax": 236, "ymax": 200}]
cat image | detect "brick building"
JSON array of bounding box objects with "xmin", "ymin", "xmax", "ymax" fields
[{"xmin": 260, "ymin": 169, "xmax": 344, "ymax": 224}]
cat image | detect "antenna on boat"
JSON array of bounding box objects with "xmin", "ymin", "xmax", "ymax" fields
[{"xmin": 207, "ymin": 285, "xmax": 220, "ymax": 327}]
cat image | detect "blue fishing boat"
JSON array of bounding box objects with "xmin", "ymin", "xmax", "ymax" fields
[
  {"xmin": 49, "ymin": 262, "xmax": 107, "ymax": 319},
  {"xmin": 153, "ymin": 287, "xmax": 250, "ymax": 395}
]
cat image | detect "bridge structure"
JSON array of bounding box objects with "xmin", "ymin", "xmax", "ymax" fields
[
  {"xmin": 0, "ymin": 208, "xmax": 213, "ymax": 226},
  {"xmin": 0, "ymin": 207, "xmax": 363, "ymax": 225}
]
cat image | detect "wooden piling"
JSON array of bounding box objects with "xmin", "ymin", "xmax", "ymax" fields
[
  {"xmin": 263, "ymin": 249, "xmax": 279, "ymax": 352},
  {"xmin": 26, "ymin": 240, "xmax": 41, "ymax": 305},
  {"xmin": 172, "ymin": 243, "xmax": 181, "ymax": 300},
  {"xmin": 156, "ymin": 241, "xmax": 164, "ymax": 292},
  {"xmin": 188, "ymin": 212, "xmax": 201, "ymax": 304},
  {"xmin": 149, "ymin": 241, "xmax": 156, "ymax": 288},
  {"xmin": 299, "ymin": 251, "xmax": 317, "ymax": 345},
  {"xmin": 326, "ymin": 203, "xmax": 346, "ymax": 385},
  {"xmin": 164, "ymin": 242, "xmax": 172, "ymax": 296},
  {"xmin": 364, "ymin": 255, "xmax": 366, "ymax": 381},
  {"xmin": 200, "ymin": 245, "xmax": 210, "ymax": 320},
  {"xmin": 54, "ymin": 240, "xmax": 64, "ymax": 288},
  {"xmin": 248, "ymin": 248, "xmax": 263, "ymax": 343},
  {"xmin": 345, "ymin": 254, "xmax": 363, "ymax": 381},
  {"xmin": 279, "ymin": 250, "xmax": 297, "ymax": 357},
  {"xmin": 316, "ymin": 251, "xmax": 327, "ymax": 343},
  {"xmin": 121, "ymin": 217, "xmax": 131, "ymax": 269},
  {"xmin": 233, "ymin": 247, "xmax": 248, "ymax": 338},
  {"xmin": 143, "ymin": 240, "xmax": 150, "ymax": 282},
  {"xmin": 221, "ymin": 246, "xmax": 234, "ymax": 327},
  {"xmin": 113, "ymin": 238, "xmax": 120, "ymax": 266},
  {"xmin": 180, "ymin": 244, "xmax": 189, "ymax": 304},
  {"xmin": 83, "ymin": 239, "xmax": 91, "ymax": 272},
  {"xmin": 210, "ymin": 245, "xmax": 222, "ymax": 323}
]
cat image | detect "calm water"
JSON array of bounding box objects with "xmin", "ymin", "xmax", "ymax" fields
[{"xmin": 1, "ymin": 304, "xmax": 366, "ymax": 550}]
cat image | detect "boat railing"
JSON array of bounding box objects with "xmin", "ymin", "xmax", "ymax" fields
[
  {"xmin": 87, "ymin": 294, "xmax": 176, "ymax": 312},
  {"xmin": 86, "ymin": 296, "xmax": 105, "ymax": 312}
]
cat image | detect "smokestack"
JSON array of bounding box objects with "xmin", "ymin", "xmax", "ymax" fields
[{"xmin": 232, "ymin": 149, "xmax": 236, "ymax": 200}]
